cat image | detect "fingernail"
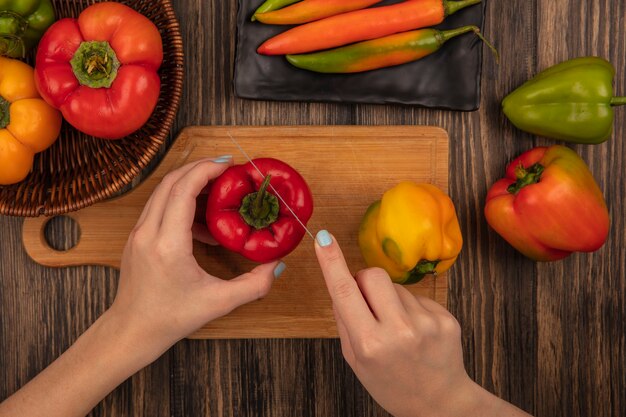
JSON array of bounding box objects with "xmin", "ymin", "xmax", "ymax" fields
[
  {"xmin": 273, "ymin": 261, "xmax": 287, "ymax": 279},
  {"xmin": 316, "ymin": 230, "xmax": 332, "ymax": 247},
  {"xmin": 212, "ymin": 155, "xmax": 232, "ymax": 163}
]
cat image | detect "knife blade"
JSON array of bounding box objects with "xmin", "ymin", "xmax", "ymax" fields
[{"xmin": 227, "ymin": 131, "xmax": 315, "ymax": 241}]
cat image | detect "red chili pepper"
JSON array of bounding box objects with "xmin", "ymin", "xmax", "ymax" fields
[
  {"xmin": 34, "ymin": 2, "xmax": 163, "ymax": 140},
  {"xmin": 484, "ymin": 146, "xmax": 610, "ymax": 261},
  {"xmin": 206, "ymin": 158, "xmax": 314, "ymax": 263},
  {"xmin": 255, "ymin": 0, "xmax": 382, "ymax": 25},
  {"xmin": 257, "ymin": 0, "xmax": 481, "ymax": 55}
]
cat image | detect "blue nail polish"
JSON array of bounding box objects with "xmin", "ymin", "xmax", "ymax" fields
[
  {"xmin": 316, "ymin": 230, "xmax": 332, "ymax": 247},
  {"xmin": 212, "ymin": 155, "xmax": 232, "ymax": 163},
  {"xmin": 273, "ymin": 261, "xmax": 287, "ymax": 279}
]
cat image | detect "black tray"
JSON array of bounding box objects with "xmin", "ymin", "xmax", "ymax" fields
[{"xmin": 234, "ymin": 0, "xmax": 486, "ymax": 110}]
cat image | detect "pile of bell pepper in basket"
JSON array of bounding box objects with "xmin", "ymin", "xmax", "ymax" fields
[
  {"xmin": 0, "ymin": 1, "xmax": 164, "ymax": 185},
  {"xmin": 253, "ymin": 0, "xmax": 497, "ymax": 73}
]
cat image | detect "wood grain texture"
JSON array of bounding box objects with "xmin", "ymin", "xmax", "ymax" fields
[
  {"xmin": 22, "ymin": 126, "xmax": 450, "ymax": 338},
  {"xmin": 1, "ymin": 0, "xmax": 625, "ymax": 416}
]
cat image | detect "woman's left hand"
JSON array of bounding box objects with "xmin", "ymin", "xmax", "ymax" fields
[{"xmin": 110, "ymin": 157, "xmax": 283, "ymax": 359}]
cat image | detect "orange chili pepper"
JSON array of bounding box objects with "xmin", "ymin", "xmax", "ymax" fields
[
  {"xmin": 255, "ymin": 0, "xmax": 382, "ymax": 25},
  {"xmin": 257, "ymin": 0, "xmax": 481, "ymax": 55}
]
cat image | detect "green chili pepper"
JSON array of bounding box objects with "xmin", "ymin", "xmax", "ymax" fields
[
  {"xmin": 252, "ymin": 0, "xmax": 300, "ymax": 21},
  {"xmin": 502, "ymin": 56, "xmax": 626, "ymax": 144},
  {"xmin": 0, "ymin": 0, "xmax": 56, "ymax": 58},
  {"xmin": 286, "ymin": 25, "xmax": 496, "ymax": 74}
]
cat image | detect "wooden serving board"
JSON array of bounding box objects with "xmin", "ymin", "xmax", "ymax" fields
[{"xmin": 22, "ymin": 126, "xmax": 449, "ymax": 339}]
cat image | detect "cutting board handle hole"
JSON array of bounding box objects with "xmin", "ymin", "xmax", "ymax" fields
[{"xmin": 43, "ymin": 216, "xmax": 81, "ymax": 252}]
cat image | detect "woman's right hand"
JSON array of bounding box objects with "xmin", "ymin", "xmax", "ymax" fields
[{"xmin": 313, "ymin": 230, "xmax": 530, "ymax": 417}]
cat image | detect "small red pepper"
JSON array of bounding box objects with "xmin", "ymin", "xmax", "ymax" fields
[{"xmin": 206, "ymin": 158, "xmax": 314, "ymax": 263}]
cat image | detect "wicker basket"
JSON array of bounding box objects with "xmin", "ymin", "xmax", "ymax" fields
[{"xmin": 0, "ymin": 0, "xmax": 184, "ymax": 217}]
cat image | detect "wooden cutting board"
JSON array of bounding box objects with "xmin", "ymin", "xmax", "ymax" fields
[{"xmin": 22, "ymin": 126, "xmax": 449, "ymax": 339}]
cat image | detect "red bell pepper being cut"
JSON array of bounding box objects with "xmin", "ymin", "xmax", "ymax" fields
[
  {"xmin": 484, "ymin": 146, "xmax": 609, "ymax": 262},
  {"xmin": 206, "ymin": 158, "xmax": 314, "ymax": 263},
  {"xmin": 257, "ymin": 0, "xmax": 481, "ymax": 55},
  {"xmin": 34, "ymin": 2, "xmax": 163, "ymax": 140}
]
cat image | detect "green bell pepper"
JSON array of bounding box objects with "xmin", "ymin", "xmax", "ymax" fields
[
  {"xmin": 502, "ymin": 56, "xmax": 626, "ymax": 144},
  {"xmin": 0, "ymin": 0, "xmax": 55, "ymax": 58}
]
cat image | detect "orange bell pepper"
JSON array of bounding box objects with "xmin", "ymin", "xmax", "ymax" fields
[
  {"xmin": 358, "ymin": 182, "xmax": 463, "ymax": 284},
  {"xmin": 0, "ymin": 57, "xmax": 61, "ymax": 185}
]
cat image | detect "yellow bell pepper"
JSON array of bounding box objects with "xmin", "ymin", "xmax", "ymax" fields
[
  {"xmin": 358, "ymin": 182, "xmax": 463, "ymax": 284},
  {"xmin": 0, "ymin": 57, "xmax": 61, "ymax": 185}
]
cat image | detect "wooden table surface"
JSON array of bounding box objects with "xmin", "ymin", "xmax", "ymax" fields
[{"xmin": 1, "ymin": 0, "xmax": 625, "ymax": 416}]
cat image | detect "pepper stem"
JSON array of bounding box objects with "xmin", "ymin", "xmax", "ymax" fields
[
  {"xmin": 443, "ymin": 0, "xmax": 482, "ymax": 17},
  {"xmin": 70, "ymin": 41, "xmax": 120, "ymax": 89},
  {"xmin": 239, "ymin": 175, "xmax": 281, "ymax": 230},
  {"xmin": 0, "ymin": 34, "xmax": 25, "ymax": 58},
  {"xmin": 439, "ymin": 25, "xmax": 499, "ymax": 63},
  {"xmin": 0, "ymin": 95, "xmax": 10, "ymax": 129},
  {"xmin": 610, "ymin": 97, "xmax": 626, "ymax": 106},
  {"xmin": 405, "ymin": 260, "xmax": 440, "ymax": 285},
  {"xmin": 253, "ymin": 175, "xmax": 272, "ymax": 218},
  {"xmin": 0, "ymin": 11, "xmax": 28, "ymax": 57},
  {"xmin": 507, "ymin": 163, "xmax": 544, "ymax": 195}
]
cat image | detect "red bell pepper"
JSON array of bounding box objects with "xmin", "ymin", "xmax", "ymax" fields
[
  {"xmin": 484, "ymin": 146, "xmax": 609, "ymax": 261},
  {"xmin": 206, "ymin": 158, "xmax": 314, "ymax": 263},
  {"xmin": 34, "ymin": 2, "xmax": 163, "ymax": 140}
]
